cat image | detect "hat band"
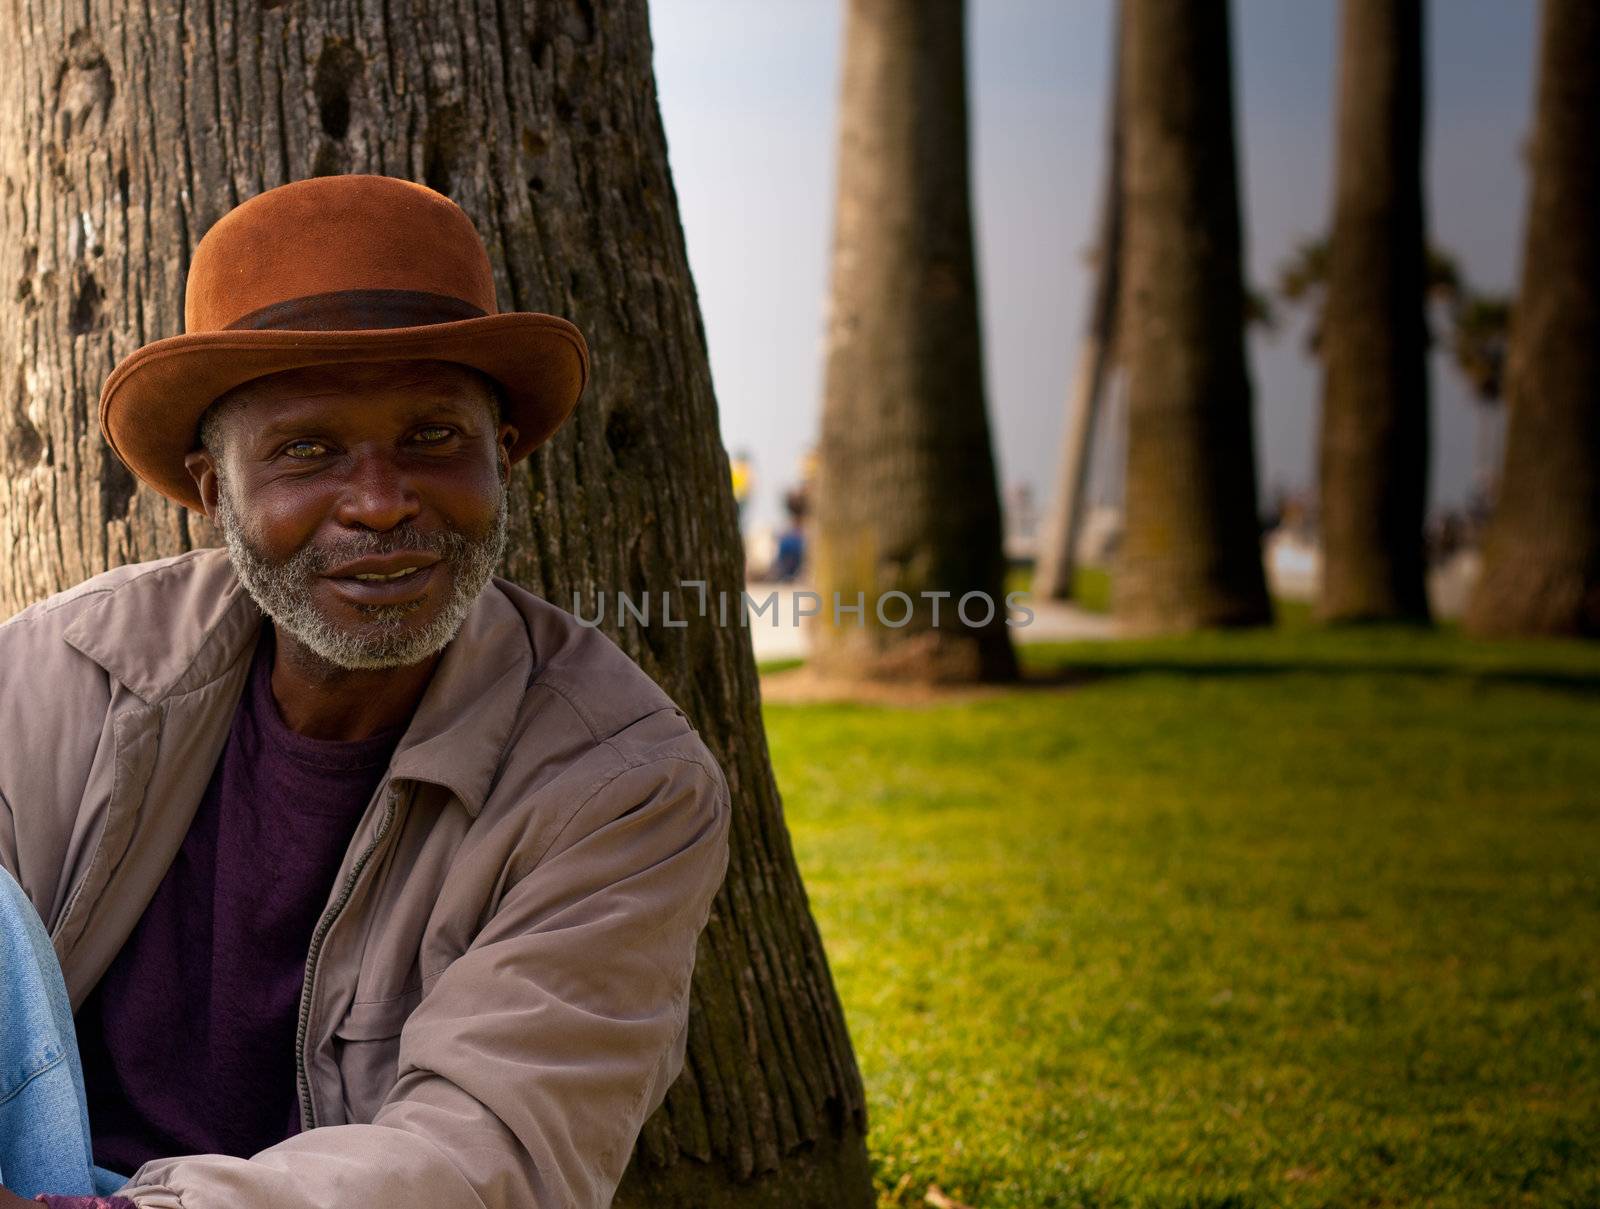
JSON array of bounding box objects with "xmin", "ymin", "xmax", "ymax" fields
[{"xmin": 222, "ymin": 288, "xmax": 489, "ymax": 333}]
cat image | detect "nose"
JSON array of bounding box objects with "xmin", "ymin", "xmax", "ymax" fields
[{"xmin": 334, "ymin": 447, "xmax": 421, "ymax": 532}]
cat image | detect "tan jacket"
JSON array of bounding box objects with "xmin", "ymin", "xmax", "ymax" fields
[{"xmin": 0, "ymin": 548, "xmax": 731, "ymax": 1208}]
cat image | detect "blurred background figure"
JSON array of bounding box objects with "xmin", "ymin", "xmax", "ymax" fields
[
  {"xmin": 743, "ymin": 449, "xmax": 816, "ymax": 585},
  {"xmin": 729, "ymin": 447, "xmax": 755, "ymax": 529},
  {"xmin": 1003, "ymin": 482, "xmax": 1039, "ymax": 566},
  {"xmin": 770, "ymin": 485, "xmax": 810, "ymax": 585}
]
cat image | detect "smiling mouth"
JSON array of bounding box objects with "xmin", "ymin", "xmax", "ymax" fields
[{"xmin": 324, "ymin": 560, "xmax": 441, "ymax": 606}]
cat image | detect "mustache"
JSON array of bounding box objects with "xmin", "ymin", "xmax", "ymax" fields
[{"xmin": 285, "ymin": 522, "xmax": 472, "ymax": 576}]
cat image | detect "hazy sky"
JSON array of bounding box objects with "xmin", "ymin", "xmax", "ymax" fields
[{"xmin": 650, "ymin": 0, "xmax": 1537, "ymax": 531}]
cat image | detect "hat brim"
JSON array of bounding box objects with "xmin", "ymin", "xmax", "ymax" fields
[{"xmin": 98, "ymin": 312, "xmax": 589, "ymax": 512}]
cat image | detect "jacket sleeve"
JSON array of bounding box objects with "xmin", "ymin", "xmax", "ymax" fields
[
  {"xmin": 0, "ymin": 784, "xmax": 15, "ymax": 883},
  {"xmin": 118, "ymin": 749, "xmax": 732, "ymax": 1209}
]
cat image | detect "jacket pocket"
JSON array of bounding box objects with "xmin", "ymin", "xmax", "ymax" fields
[{"xmin": 331, "ymin": 987, "xmax": 421, "ymax": 1122}]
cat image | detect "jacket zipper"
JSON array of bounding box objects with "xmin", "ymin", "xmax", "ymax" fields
[{"xmin": 295, "ymin": 780, "xmax": 407, "ymax": 1130}]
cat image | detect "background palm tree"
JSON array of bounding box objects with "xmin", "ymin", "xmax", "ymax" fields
[
  {"xmin": 811, "ymin": 0, "xmax": 1018, "ymax": 684},
  {"xmin": 1316, "ymin": 0, "xmax": 1431, "ymax": 624},
  {"xmin": 1278, "ymin": 238, "xmax": 1510, "ymax": 498},
  {"xmin": 1116, "ymin": 0, "xmax": 1271, "ymax": 632},
  {"xmin": 1465, "ymin": 0, "xmax": 1600, "ymax": 637}
]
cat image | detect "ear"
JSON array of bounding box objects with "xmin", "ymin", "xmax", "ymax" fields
[
  {"xmin": 496, "ymin": 421, "xmax": 519, "ymax": 478},
  {"xmin": 183, "ymin": 448, "xmax": 223, "ymax": 518}
]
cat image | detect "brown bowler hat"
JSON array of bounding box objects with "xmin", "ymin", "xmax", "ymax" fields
[{"xmin": 99, "ymin": 174, "xmax": 589, "ymax": 511}]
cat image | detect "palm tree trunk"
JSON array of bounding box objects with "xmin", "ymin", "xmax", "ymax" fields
[
  {"xmin": 0, "ymin": 3, "xmax": 874, "ymax": 1202},
  {"xmin": 1463, "ymin": 0, "xmax": 1600, "ymax": 637},
  {"xmin": 1318, "ymin": 0, "xmax": 1431, "ymax": 623},
  {"xmin": 1117, "ymin": 0, "xmax": 1271, "ymax": 632},
  {"xmin": 812, "ymin": 0, "xmax": 1018, "ymax": 682}
]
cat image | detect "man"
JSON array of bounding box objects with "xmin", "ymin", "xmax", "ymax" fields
[{"xmin": 0, "ymin": 174, "xmax": 731, "ymax": 1208}]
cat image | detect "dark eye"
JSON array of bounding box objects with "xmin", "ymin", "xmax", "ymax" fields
[
  {"xmin": 414, "ymin": 426, "xmax": 454, "ymax": 444},
  {"xmin": 284, "ymin": 439, "xmax": 327, "ymax": 459}
]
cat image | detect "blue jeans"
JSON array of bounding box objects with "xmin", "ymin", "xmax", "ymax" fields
[{"xmin": 0, "ymin": 866, "xmax": 130, "ymax": 1199}]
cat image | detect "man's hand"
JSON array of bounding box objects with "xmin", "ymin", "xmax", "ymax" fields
[{"xmin": 0, "ymin": 1186, "xmax": 37, "ymax": 1207}]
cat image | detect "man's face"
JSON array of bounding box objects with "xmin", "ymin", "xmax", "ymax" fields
[{"xmin": 187, "ymin": 360, "xmax": 517, "ymax": 671}]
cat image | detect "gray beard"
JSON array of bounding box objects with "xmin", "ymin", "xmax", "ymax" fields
[{"xmin": 215, "ymin": 480, "xmax": 508, "ymax": 672}]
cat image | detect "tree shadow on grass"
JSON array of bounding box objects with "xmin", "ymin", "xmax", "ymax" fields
[
  {"xmin": 1032, "ymin": 659, "xmax": 1600, "ymax": 699},
  {"xmin": 759, "ymin": 654, "xmax": 1600, "ymax": 706}
]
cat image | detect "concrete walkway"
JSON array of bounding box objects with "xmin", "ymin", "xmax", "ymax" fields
[{"xmin": 742, "ymin": 582, "xmax": 1114, "ymax": 664}]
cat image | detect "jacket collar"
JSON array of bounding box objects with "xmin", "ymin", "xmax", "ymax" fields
[
  {"xmin": 61, "ymin": 548, "xmax": 532, "ymax": 818},
  {"xmin": 387, "ymin": 577, "xmax": 532, "ymax": 818}
]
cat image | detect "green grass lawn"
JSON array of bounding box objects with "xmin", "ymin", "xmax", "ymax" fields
[{"xmin": 762, "ymin": 627, "xmax": 1600, "ymax": 1208}]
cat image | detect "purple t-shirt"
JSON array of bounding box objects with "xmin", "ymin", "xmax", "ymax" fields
[{"xmin": 73, "ymin": 623, "xmax": 404, "ymax": 1181}]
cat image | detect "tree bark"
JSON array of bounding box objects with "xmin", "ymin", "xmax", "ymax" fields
[
  {"xmin": 1463, "ymin": 0, "xmax": 1600, "ymax": 637},
  {"xmin": 0, "ymin": 3, "xmax": 874, "ymax": 1204},
  {"xmin": 1318, "ymin": 0, "xmax": 1431, "ymax": 623},
  {"xmin": 1116, "ymin": 0, "xmax": 1271, "ymax": 633},
  {"xmin": 812, "ymin": 0, "xmax": 1018, "ymax": 683},
  {"xmin": 1034, "ymin": 5, "xmax": 1123, "ymax": 604}
]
